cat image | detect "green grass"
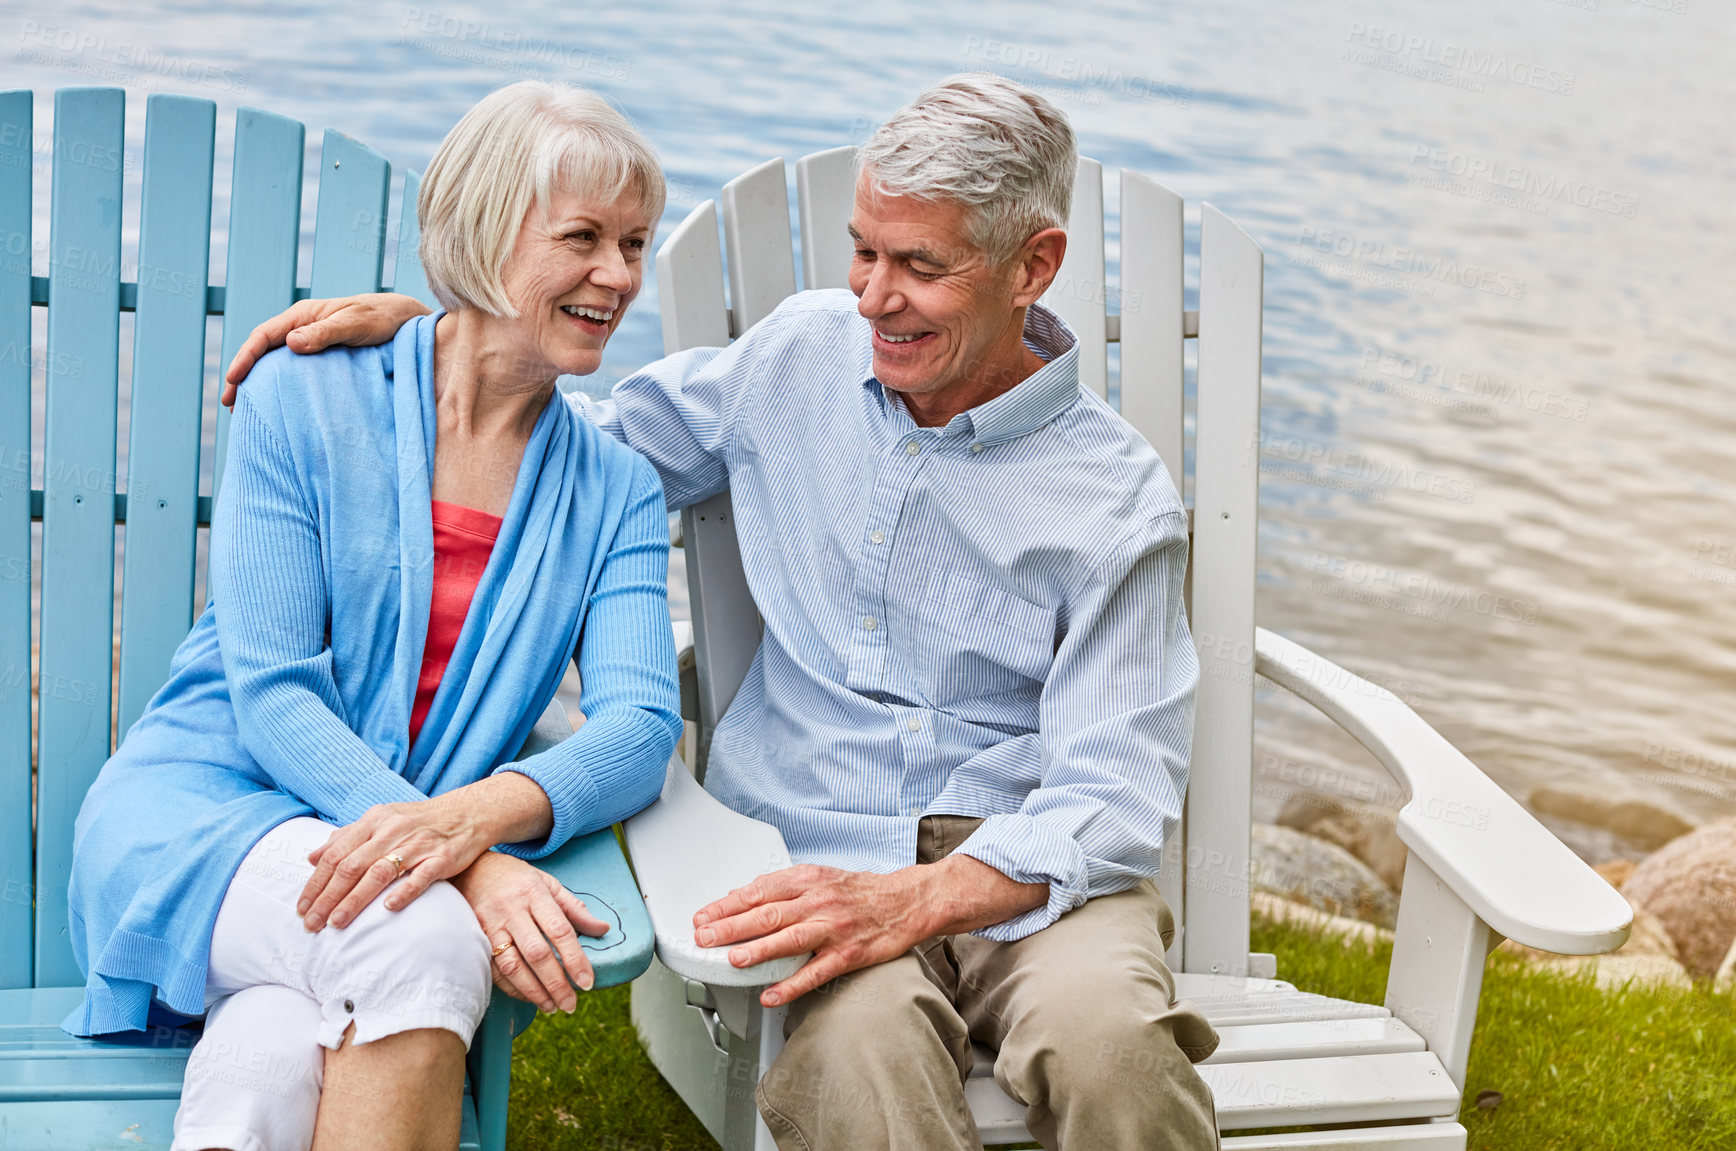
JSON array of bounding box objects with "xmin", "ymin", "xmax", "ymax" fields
[
  {"xmin": 506, "ymin": 915, "xmax": 1736, "ymax": 1150},
  {"xmin": 506, "ymin": 982, "xmax": 717, "ymax": 1150},
  {"xmin": 1248, "ymin": 913, "xmax": 1736, "ymax": 1151}
]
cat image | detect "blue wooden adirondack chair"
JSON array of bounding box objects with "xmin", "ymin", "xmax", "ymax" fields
[{"xmin": 0, "ymin": 87, "xmax": 654, "ymax": 1151}]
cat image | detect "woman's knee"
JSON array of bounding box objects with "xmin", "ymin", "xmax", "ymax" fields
[
  {"xmin": 317, "ymin": 877, "xmax": 493, "ymax": 1047},
  {"xmin": 359, "ymin": 877, "xmax": 488, "ymax": 968}
]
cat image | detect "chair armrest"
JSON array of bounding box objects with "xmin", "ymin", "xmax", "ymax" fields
[
  {"xmin": 1253, "ymin": 627, "xmax": 1631, "ymax": 955},
  {"xmin": 623, "ymin": 757, "xmax": 809, "ymax": 988},
  {"xmin": 508, "ymin": 700, "xmax": 654, "ymax": 991}
]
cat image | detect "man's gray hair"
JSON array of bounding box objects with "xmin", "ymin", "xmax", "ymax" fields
[
  {"xmin": 418, "ymin": 81, "xmax": 665, "ymax": 317},
  {"xmin": 857, "ymin": 73, "xmax": 1076, "ymax": 265}
]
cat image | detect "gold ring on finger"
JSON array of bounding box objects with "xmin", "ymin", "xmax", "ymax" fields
[
  {"xmin": 383, "ymin": 854, "xmax": 405, "ymax": 877},
  {"xmin": 491, "ymin": 941, "xmax": 515, "ymax": 959}
]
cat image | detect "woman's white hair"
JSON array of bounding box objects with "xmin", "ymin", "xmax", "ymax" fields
[
  {"xmin": 417, "ymin": 81, "xmax": 665, "ymax": 316},
  {"xmin": 856, "ymin": 73, "xmax": 1075, "ymax": 266}
]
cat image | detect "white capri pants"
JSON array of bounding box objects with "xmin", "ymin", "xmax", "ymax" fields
[{"xmin": 171, "ymin": 816, "xmax": 493, "ymax": 1151}]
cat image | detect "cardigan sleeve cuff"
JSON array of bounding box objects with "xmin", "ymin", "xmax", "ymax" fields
[
  {"xmin": 489, "ymin": 757, "xmax": 603, "ymax": 861},
  {"xmin": 951, "ymin": 813, "xmax": 1091, "ymax": 942},
  {"xmin": 331, "ymin": 769, "xmax": 429, "ymax": 827}
]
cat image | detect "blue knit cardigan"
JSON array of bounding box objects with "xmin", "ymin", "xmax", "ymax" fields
[{"xmin": 64, "ymin": 314, "xmax": 681, "ymax": 1036}]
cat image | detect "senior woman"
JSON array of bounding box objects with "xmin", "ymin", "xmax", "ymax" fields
[{"xmin": 63, "ymin": 81, "xmax": 679, "ymax": 1151}]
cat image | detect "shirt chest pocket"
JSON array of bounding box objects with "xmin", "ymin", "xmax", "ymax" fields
[{"xmin": 916, "ymin": 571, "xmax": 1057, "ymax": 707}]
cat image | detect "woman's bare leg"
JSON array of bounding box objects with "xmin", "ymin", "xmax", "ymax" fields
[{"xmin": 311, "ymin": 1024, "xmax": 467, "ymax": 1151}]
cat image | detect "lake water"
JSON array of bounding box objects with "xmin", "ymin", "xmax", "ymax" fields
[{"xmin": 9, "ymin": 0, "xmax": 1735, "ymax": 860}]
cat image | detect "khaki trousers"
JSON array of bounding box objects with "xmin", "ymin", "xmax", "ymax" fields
[{"xmin": 755, "ymin": 815, "xmax": 1220, "ymax": 1150}]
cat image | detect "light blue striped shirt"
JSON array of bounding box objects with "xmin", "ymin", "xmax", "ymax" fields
[{"xmin": 577, "ymin": 289, "xmax": 1196, "ymax": 940}]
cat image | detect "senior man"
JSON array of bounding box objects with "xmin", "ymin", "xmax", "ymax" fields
[{"xmin": 224, "ymin": 73, "xmax": 1219, "ymax": 1150}]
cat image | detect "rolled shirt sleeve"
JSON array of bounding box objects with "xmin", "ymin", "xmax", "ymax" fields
[{"xmin": 953, "ymin": 510, "xmax": 1197, "ymax": 941}]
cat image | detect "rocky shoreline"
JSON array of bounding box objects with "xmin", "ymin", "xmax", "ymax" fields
[{"xmin": 1252, "ymin": 799, "xmax": 1736, "ymax": 991}]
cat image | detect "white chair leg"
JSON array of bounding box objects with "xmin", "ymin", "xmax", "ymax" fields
[
  {"xmin": 753, "ymin": 1002, "xmax": 789, "ymax": 1151},
  {"xmin": 1384, "ymin": 855, "xmax": 1492, "ymax": 1091},
  {"xmin": 720, "ymin": 1015, "xmax": 763, "ymax": 1151}
]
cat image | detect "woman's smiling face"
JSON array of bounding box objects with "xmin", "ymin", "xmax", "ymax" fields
[{"xmin": 496, "ymin": 183, "xmax": 653, "ymax": 380}]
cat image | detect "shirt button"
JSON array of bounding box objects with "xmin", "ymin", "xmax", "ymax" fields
[
  {"xmin": 906, "ymin": 717, "xmax": 921, "ymax": 732},
  {"xmin": 971, "ymin": 443, "xmax": 985, "ymax": 454},
  {"xmin": 906, "ymin": 442, "xmax": 921, "ymax": 456},
  {"xmin": 343, "ymin": 999, "xmax": 355, "ymax": 1013},
  {"xmin": 870, "ymin": 529, "xmax": 885, "ymax": 544},
  {"xmin": 908, "ymin": 806, "xmax": 923, "ymax": 817},
  {"xmin": 863, "ymin": 616, "xmax": 878, "ymax": 631}
]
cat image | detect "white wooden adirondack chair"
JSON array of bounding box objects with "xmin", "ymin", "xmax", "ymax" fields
[{"xmin": 618, "ymin": 148, "xmax": 1634, "ymax": 1150}]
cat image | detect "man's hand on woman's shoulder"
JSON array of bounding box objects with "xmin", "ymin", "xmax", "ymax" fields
[{"xmin": 221, "ymin": 292, "xmax": 433, "ymax": 406}]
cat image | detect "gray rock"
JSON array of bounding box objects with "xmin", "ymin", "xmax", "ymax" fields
[
  {"xmin": 1528, "ymin": 785, "xmax": 1695, "ymax": 852},
  {"xmin": 1251, "ymin": 822, "xmax": 1400, "ymax": 929},
  {"xmin": 1277, "ymin": 794, "xmax": 1409, "ymax": 892},
  {"xmin": 1622, "ymin": 816, "xmax": 1736, "ymax": 978}
]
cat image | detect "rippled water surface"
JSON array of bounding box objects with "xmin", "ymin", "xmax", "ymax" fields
[{"xmin": 9, "ymin": 0, "xmax": 1735, "ymax": 856}]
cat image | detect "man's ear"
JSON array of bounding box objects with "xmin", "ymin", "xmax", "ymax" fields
[{"xmin": 1009, "ymin": 227, "xmax": 1068, "ymax": 308}]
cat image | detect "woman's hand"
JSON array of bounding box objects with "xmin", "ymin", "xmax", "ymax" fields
[
  {"xmin": 296, "ymin": 792, "xmax": 491, "ymax": 932},
  {"xmin": 298, "ymin": 772, "xmax": 556, "ymax": 932},
  {"xmin": 453, "ymin": 851, "xmax": 612, "ymax": 1013}
]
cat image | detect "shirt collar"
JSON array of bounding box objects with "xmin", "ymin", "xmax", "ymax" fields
[{"xmin": 862, "ymin": 302, "xmax": 1081, "ymax": 446}]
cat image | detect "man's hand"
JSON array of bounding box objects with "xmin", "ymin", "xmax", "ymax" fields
[
  {"xmin": 221, "ymin": 292, "xmax": 432, "ymax": 405},
  {"xmin": 692, "ymin": 855, "xmax": 1048, "ymax": 1008}
]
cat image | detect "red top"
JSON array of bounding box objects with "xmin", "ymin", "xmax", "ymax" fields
[{"xmin": 410, "ymin": 500, "xmax": 504, "ymax": 742}]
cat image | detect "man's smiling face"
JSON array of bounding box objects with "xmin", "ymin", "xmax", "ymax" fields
[{"xmin": 846, "ymin": 174, "xmax": 1036, "ymax": 412}]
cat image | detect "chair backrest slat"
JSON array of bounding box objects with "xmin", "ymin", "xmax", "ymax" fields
[
  {"xmin": 1116, "ymin": 175, "xmax": 1190, "ymax": 966},
  {"xmin": 721, "ymin": 158, "xmax": 796, "ymax": 332},
  {"xmin": 212, "ymin": 107, "xmax": 304, "ymax": 508},
  {"xmin": 1116, "ymin": 170, "xmax": 1186, "ymax": 493},
  {"xmin": 391, "ymin": 169, "xmax": 436, "ymax": 306},
  {"xmin": 36, "ymin": 87, "xmax": 126, "ymax": 986},
  {"xmin": 308, "ymin": 130, "xmax": 390, "ymax": 298},
  {"xmin": 795, "ymin": 145, "xmax": 855, "ymax": 291},
  {"xmin": 657, "ymin": 201, "xmax": 731, "ymax": 353},
  {"xmin": 116, "ymin": 95, "xmax": 216, "ymax": 738},
  {"xmin": 1041, "ymin": 158, "xmax": 1107, "ymax": 398},
  {"xmin": 1183, "ymin": 204, "xmax": 1263, "ymax": 975},
  {"xmin": 0, "ymin": 88, "xmax": 34, "ymax": 989},
  {"xmin": 657, "ymin": 200, "xmax": 762, "ymax": 779}
]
